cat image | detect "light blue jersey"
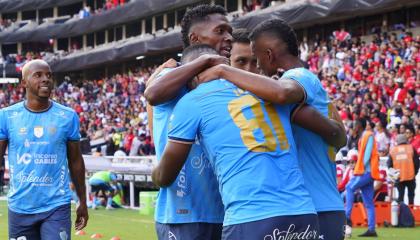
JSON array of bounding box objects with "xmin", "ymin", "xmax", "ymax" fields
[
  {"xmin": 281, "ymin": 68, "xmax": 344, "ymax": 212},
  {"xmin": 152, "ymin": 68, "xmax": 224, "ymax": 224},
  {"xmin": 0, "ymin": 101, "xmax": 80, "ymax": 214},
  {"xmin": 168, "ymin": 79, "xmax": 315, "ymax": 226}
]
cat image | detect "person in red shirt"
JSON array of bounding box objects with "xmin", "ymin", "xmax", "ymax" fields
[
  {"xmin": 374, "ymin": 169, "xmax": 388, "ymax": 201},
  {"xmin": 406, "ymin": 127, "xmax": 420, "ymax": 155},
  {"xmin": 393, "ymin": 78, "xmax": 408, "ymax": 104}
]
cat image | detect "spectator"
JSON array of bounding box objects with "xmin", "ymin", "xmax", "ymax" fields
[
  {"xmin": 129, "ymin": 132, "xmax": 142, "ymax": 156},
  {"xmin": 375, "ymin": 121, "xmax": 390, "ymax": 156},
  {"xmin": 406, "ymin": 126, "xmax": 420, "ymax": 154},
  {"xmin": 388, "ymin": 134, "xmax": 419, "ymax": 205}
]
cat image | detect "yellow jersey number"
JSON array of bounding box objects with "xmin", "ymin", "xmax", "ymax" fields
[{"xmin": 227, "ymin": 94, "xmax": 289, "ymax": 152}]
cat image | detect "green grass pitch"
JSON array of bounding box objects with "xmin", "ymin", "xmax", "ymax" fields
[{"xmin": 1, "ymin": 200, "xmax": 420, "ymax": 239}]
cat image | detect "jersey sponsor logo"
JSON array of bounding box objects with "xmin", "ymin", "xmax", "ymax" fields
[
  {"xmin": 24, "ymin": 139, "xmax": 49, "ymax": 148},
  {"xmin": 15, "ymin": 170, "xmax": 54, "ymax": 186},
  {"xmin": 54, "ymin": 111, "xmax": 66, "ymax": 118},
  {"xmin": 34, "ymin": 126, "xmax": 44, "ymax": 138},
  {"xmin": 19, "ymin": 127, "xmax": 27, "ymax": 135},
  {"xmin": 24, "ymin": 139, "xmax": 30, "ymax": 148},
  {"xmin": 176, "ymin": 165, "xmax": 187, "ymax": 198},
  {"xmin": 17, "ymin": 153, "xmax": 58, "ymax": 165},
  {"xmin": 8, "ymin": 111, "xmax": 19, "ymax": 119},
  {"xmin": 168, "ymin": 231, "xmax": 177, "ymax": 240},
  {"xmin": 59, "ymin": 166, "xmax": 66, "ymax": 195},
  {"xmin": 10, "ymin": 236, "xmax": 27, "ymax": 240},
  {"xmin": 17, "ymin": 153, "xmax": 31, "ymax": 165},
  {"xmin": 59, "ymin": 229, "xmax": 68, "ymax": 240},
  {"xmin": 263, "ymin": 224, "xmax": 318, "ymax": 240}
]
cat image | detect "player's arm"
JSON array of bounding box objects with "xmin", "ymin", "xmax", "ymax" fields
[
  {"xmin": 152, "ymin": 141, "xmax": 192, "ymax": 187},
  {"xmin": 0, "ymin": 140, "xmax": 7, "ymax": 170},
  {"xmin": 0, "ymin": 111, "xmax": 8, "ymax": 171},
  {"xmin": 145, "ymin": 54, "xmax": 228, "ymax": 106},
  {"xmin": 146, "ymin": 104, "xmax": 153, "ymax": 141},
  {"xmin": 152, "ymin": 95, "xmax": 200, "ymax": 187},
  {"xmin": 198, "ymin": 64, "xmax": 304, "ymax": 104},
  {"xmin": 67, "ymin": 140, "xmax": 89, "ymax": 230},
  {"xmin": 293, "ymin": 104, "xmax": 347, "ymax": 148}
]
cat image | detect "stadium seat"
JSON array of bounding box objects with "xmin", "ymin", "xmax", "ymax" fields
[
  {"xmin": 409, "ymin": 205, "xmax": 420, "ymax": 226},
  {"xmin": 350, "ymin": 202, "xmax": 368, "ymax": 227},
  {"xmin": 374, "ymin": 202, "xmax": 391, "ymax": 226}
]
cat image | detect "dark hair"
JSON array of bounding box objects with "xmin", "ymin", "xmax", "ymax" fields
[
  {"xmin": 180, "ymin": 4, "xmax": 227, "ymax": 47},
  {"xmin": 181, "ymin": 44, "xmax": 218, "ymax": 64},
  {"xmin": 356, "ymin": 118, "xmax": 367, "ymax": 130},
  {"xmin": 232, "ymin": 28, "xmax": 251, "ymax": 44},
  {"xmin": 249, "ymin": 18, "xmax": 299, "ymax": 57}
]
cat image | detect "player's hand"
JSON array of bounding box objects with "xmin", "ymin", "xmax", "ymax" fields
[
  {"xmin": 75, "ymin": 202, "xmax": 89, "ymax": 231},
  {"xmin": 200, "ymin": 54, "xmax": 229, "ymax": 68},
  {"xmin": 159, "ymin": 58, "xmax": 177, "ymax": 70},
  {"xmin": 197, "ymin": 64, "xmax": 228, "ymax": 84},
  {"xmin": 146, "ymin": 58, "xmax": 177, "ymax": 87}
]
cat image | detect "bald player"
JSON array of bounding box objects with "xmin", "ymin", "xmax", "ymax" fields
[{"xmin": 0, "ymin": 60, "xmax": 88, "ymax": 240}]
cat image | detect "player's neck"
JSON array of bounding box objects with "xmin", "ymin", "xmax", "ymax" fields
[
  {"xmin": 25, "ymin": 98, "xmax": 52, "ymax": 112},
  {"xmin": 278, "ymin": 56, "xmax": 303, "ymax": 71}
]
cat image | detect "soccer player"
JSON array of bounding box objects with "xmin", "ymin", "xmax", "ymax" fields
[
  {"xmin": 88, "ymin": 170, "xmax": 118, "ymax": 210},
  {"xmin": 230, "ymin": 28, "xmax": 258, "ymax": 74},
  {"xmin": 197, "ymin": 19, "xmax": 347, "ymax": 239},
  {"xmin": 0, "ymin": 59, "xmax": 88, "ymax": 239},
  {"xmin": 153, "ymin": 44, "xmax": 319, "ymax": 239},
  {"xmin": 144, "ymin": 5, "xmax": 228, "ymax": 240},
  {"xmin": 145, "ymin": 4, "xmax": 232, "ymax": 106}
]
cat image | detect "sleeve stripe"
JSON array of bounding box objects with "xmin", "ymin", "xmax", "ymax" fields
[{"xmin": 168, "ymin": 136, "xmax": 195, "ymax": 144}]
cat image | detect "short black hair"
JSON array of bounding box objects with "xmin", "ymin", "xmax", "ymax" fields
[
  {"xmin": 232, "ymin": 28, "xmax": 251, "ymax": 44},
  {"xmin": 181, "ymin": 44, "xmax": 217, "ymax": 64},
  {"xmin": 181, "ymin": 4, "xmax": 227, "ymax": 48},
  {"xmin": 249, "ymin": 18, "xmax": 299, "ymax": 57}
]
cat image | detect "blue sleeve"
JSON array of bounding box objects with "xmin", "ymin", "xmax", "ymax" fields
[
  {"xmin": 281, "ymin": 69, "xmax": 316, "ymax": 103},
  {"xmin": 0, "ymin": 110, "xmax": 8, "ymax": 140},
  {"xmin": 67, "ymin": 112, "xmax": 81, "ymax": 141},
  {"xmin": 167, "ymin": 95, "xmax": 201, "ymax": 143},
  {"xmin": 363, "ymin": 136, "xmax": 374, "ymax": 168}
]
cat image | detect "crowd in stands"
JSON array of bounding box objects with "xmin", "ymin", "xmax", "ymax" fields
[
  {"xmin": 1, "ymin": 50, "xmax": 67, "ymax": 72},
  {"xmin": 0, "ymin": 65, "xmax": 156, "ymax": 157},
  {"xmin": 79, "ymin": 0, "xmax": 127, "ymax": 19},
  {"xmin": 242, "ymin": 0, "xmax": 275, "ymax": 13},
  {"xmin": 300, "ymin": 29, "xmax": 420, "ymax": 158},
  {"xmin": 0, "ymin": 17, "xmax": 14, "ymax": 32}
]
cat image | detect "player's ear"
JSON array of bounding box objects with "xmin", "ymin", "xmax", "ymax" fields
[
  {"xmin": 21, "ymin": 76, "xmax": 28, "ymax": 88},
  {"xmin": 266, "ymin": 48, "xmax": 274, "ymax": 64},
  {"xmin": 189, "ymin": 32, "xmax": 199, "ymax": 45}
]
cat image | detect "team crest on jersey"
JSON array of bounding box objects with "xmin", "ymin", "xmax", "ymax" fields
[{"xmin": 34, "ymin": 126, "xmax": 44, "ymax": 138}]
